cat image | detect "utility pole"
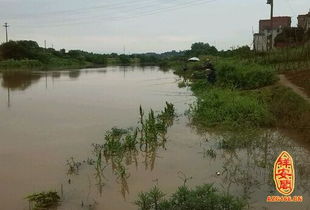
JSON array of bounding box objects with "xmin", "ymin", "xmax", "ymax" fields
[
  {"xmin": 267, "ymin": 0, "xmax": 274, "ymax": 51},
  {"xmin": 44, "ymin": 40, "xmax": 47, "ymax": 49},
  {"xmin": 3, "ymin": 22, "xmax": 9, "ymax": 42}
]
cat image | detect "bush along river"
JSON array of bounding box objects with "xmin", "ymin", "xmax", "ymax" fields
[{"xmin": 0, "ymin": 66, "xmax": 309, "ymax": 210}]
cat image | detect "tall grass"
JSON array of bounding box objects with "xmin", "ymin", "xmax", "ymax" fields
[
  {"xmin": 215, "ymin": 59, "xmax": 277, "ymax": 90},
  {"xmin": 252, "ymin": 42, "xmax": 310, "ymax": 72},
  {"xmin": 190, "ymin": 88, "xmax": 271, "ymax": 128},
  {"xmin": 256, "ymin": 85, "xmax": 310, "ymax": 139}
]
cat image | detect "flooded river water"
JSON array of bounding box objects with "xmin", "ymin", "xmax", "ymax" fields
[{"xmin": 0, "ymin": 67, "xmax": 309, "ymax": 210}]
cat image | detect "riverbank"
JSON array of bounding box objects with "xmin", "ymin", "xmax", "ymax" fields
[
  {"xmin": 0, "ymin": 59, "xmax": 95, "ymax": 71},
  {"xmin": 172, "ymin": 56, "xmax": 310, "ymax": 143}
]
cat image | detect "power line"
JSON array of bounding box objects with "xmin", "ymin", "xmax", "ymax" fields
[
  {"xmin": 13, "ymin": 0, "xmax": 218, "ymax": 29},
  {"xmin": 3, "ymin": 22, "xmax": 9, "ymax": 42},
  {"xmin": 11, "ymin": 0, "xmax": 182, "ymax": 26},
  {"xmin": 6, "ymin": 0, "xmax": 171, "ymax": 19}
]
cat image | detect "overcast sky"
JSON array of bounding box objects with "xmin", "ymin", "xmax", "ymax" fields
[{"xmin": 0, "ymin": 0, "xmax": 309, "ymax": 53}]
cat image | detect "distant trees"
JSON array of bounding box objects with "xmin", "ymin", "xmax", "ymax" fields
[
  {"xmin": 0, "ymin": 40, "xmax": 42, "ymax": 60},
  {"xmin": 119, "ymin": 54, "xmax": 131, "ymax": 65},
  {"xmin": 0, "ymin": 40, "xmax": 107, "ymax": 66},
  {"xmin": 190, "ymin": 42, "xmax": 218, "ymax": 57}
]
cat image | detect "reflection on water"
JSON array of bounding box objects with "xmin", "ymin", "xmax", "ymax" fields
[
  {"xmin": 199, "ymin": 128, "xmax": 310, "ymax": 209},
  {"xmin": 0, "ymin": 67, "xmax": 309, "ymax": 210},
  {"xmin": 1, "ymin": 71, "xmax": 41, "ymax": 90}
]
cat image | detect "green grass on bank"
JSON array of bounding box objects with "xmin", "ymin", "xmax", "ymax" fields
[
  {"xmin": 190, "ymin": 88, "xmax": 271, "ymax": 128},
  {"xmin": 0, "ymin": 58, "xmax": 95, "ymax": 71},
  {"xmin": 173, "ymin": 55, "xmax": 309, "ymax": 139},
  {"xmin": 256, "ymin": 85, "xmax": 310, "ymax": 136},
  {"xmin": 188, "ymin": 81, "xmax": 310, "ymax": 140},
  {"xmin": 253, "ymin": 42, "xmax": 310, "ymax": 72},
  {"xmin": 214, "ymin": 59, "xmax": 277, "ymax": 89},
  {"xmin": 0, "ymin": 59, "xmax": 43, "ymax": 70}
]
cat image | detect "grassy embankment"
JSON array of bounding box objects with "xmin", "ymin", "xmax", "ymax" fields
[
  {"xmin": 172, "ymin": 45, "xmax": 310, "ymax": 141},
  {"xmin": 0, "ymin": 40, "xmax": 110, "ymax": 71},
  {"xmin": 0, "ymin": 58, "xmax": 92, "ymax": 71}
]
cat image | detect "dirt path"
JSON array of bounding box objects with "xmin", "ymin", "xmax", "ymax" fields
[{"xmin": 278, "ymin": 74, "xmax": 310, "ymax": 103}]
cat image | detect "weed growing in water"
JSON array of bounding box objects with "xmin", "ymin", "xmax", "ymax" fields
[
  {"xmin": 101, "ymin": 102, "xmax": 175, "ymax": 160},
  {"xmin": 66, "ymin": 157, "xmax": 82, "ymax": 175},
  {"xmin": 66, "ymin": 102, "xmax": 176, "ymax": 198},
  {"xmin": 135, "ymin": 185, "xmax": 165, "ymax": 210},
  {"xmin": 135, "ymin": 184, "xmax": 246, "ymax": 210},
  {"xmin": 26, "ymin": 191, "xmax": 60, "ymax": 210},
  {"xmin": 203, "ymin": 148, "xmax": 217, "ymax": 159}
]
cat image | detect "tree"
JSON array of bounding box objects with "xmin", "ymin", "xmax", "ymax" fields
[
  {"xmin": 0, "ymin": 40, "xmax": 40, "ymax": 60},
  {"xmin": 190, "ymin": 42, "xmax": 218, "ymax": 57}
]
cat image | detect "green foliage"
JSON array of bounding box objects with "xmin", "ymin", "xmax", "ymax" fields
[
  {"xmin": 101, "ymin": 102, "xmax": 175, "ymax": 158},
  {"xmin": 0, "ymin": 40, "xmax": 108, "ymax": 70},
  {"xmin": 137, "ymin": 54, "xmax": 162, "ymax": 66},
  {"xmin": 88, "ymin": 102, "xmax": 176, "ymax": 183},
  {"xmin": 26, "ymin": 191, "xmax": 60, "ymax": 210},
  {"xmin": 190, "ymin": 88, "xmax": 271, "ymax": 128},
  {"xmin": 217, "ymin": 46, "xmax": 253, "ymax": 58},
  {"xmin": 135, "ymin": 184, "xmax": 246, "ymax": 210},
  {"xmin": 215, "ymin": 59, "xmax": 277, "ymax": 89},
  {"xmin": 0, "ymin": 40, "xmax": 41, "ymax": 60},
  {"xmin": 0, "ymin": 59, "xmax": 42, "ymax": 69},
  {"xmin": 251, "ymin": 43, "xmax": 310, "ymax": 72},
  {"xmin": 256, "ymin": 85, "xmax": 310, "ymax": 138},
  {"xmin": 190, "ymin": 42, "xmax": 218, "ymax": 57},
  {"xmin": 135, "ymin": 186, "xmax": 165, "ymax": 210},
  {"xmin": 119, "ymin": 54, "xmax": 131, "ymax": 65}
]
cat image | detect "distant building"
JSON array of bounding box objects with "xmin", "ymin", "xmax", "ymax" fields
[
  {"xmin": 253, "ymin": 33, "xmax": 268, "ymax": 52},
  {"xmin": 259, "ymin": 17, "xmax": 291, "ymax": 33},
  {"xmin": 254, "ymin": 16, "xmax": 292, "ymax": 52},
  {"xmin": 297, "ymin": 10, "xmax": 310, "ymax": 31}
]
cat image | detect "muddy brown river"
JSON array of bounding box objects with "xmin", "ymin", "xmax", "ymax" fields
[{"xmin": 0, "ymin": 67, "xmax": 309, "ymax": 210}]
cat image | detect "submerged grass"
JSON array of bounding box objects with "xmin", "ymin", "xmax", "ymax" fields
[
  {"xmin": 135, "ymin": 184, "xmax": 246, "ymax": 210},
  {"xmin": 65, "ymin": 102, "xmax": 176, "ymax": 198},
  {"xmin": 26, "ymin": 191, "xmax": 60, "ymax": 210},
  {"xmin": 101, "ymin": 102, "xmax": 176, "ymax": 160}
]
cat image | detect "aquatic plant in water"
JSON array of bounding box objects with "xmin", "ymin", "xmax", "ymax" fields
[
  {"xmin": 100, "ymin": 102, "xmax": 175, "ymax": 159},
  {"xmin": 135, "ymin": 184, "xmax": 246, "ymax": 210},
  {"xmin": 66, "ymin": 157, "xmax": 82, "ymax": 175},
  {"xmin": 65, "ymin": 102, "xmax": 176, "ymax": 198},
  {"xmin": 26, "ymin": 191, "xmax": 60, "ymax": 210}
]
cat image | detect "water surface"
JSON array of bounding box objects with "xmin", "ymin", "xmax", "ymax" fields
[{"xmin": 0, "ymin": 67, "xmax": 309, "ymax": 210}]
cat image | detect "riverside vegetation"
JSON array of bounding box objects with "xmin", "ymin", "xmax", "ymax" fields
[
  {"xmin": 26, "ymin": 191, "xmax": 60, "ymax": 210},
  {"xmin": 25, "ymin": 102, "xmax": 247, "ymax": 209},
  {"xmin": 135, "ymin": 184, "xmax": 246, "ymax": 210},
  {"xmin": 17, "ymin": 39, "xmax": 309, "ymax": 208},
  {"xmin": 167, "ymin": 43, "xmax": 310, "ymax": 142}
]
